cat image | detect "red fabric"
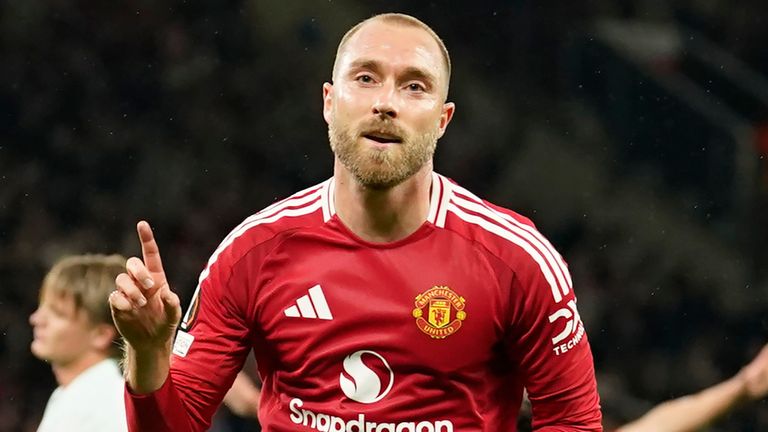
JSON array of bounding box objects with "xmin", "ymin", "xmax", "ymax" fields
[
  {"xmin": 124, "ymin": 375, "xmax": 195, "ymax": 432},
  {"xmin": 124, "ymin": 174, "xmax": 602, "ymax": 431}
]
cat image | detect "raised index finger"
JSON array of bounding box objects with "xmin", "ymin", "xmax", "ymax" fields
[{"xmin": 137, "ymin": 220, "xmax": 165, "ymax": 275}]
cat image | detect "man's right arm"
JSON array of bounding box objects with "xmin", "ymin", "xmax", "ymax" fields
[{"xmin": 111, "ymin": 221, "xmax": 253, "ymax": 431}]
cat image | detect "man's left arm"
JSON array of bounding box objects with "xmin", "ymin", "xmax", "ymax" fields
[{"xmin": 507, "ymin": 253, "xmax": 602, "ymax": 431}]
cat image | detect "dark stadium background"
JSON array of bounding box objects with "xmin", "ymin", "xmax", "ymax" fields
[{"xmin": 2, "ymin": 1, "xmax": 767, "ymax": 430}]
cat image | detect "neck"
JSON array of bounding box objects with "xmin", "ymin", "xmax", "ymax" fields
[
  {"xmin": 51, "ymin": 352, "xmax": 107, "ymax": 387},
  {"xmin": 333, "ymin": 160, "xmax": 433, "ymax": 243}
]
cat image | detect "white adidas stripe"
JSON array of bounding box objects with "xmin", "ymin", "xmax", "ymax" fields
[
  {"xmin": 450, "ymin": 193, "xmax": 571, "ymax": 298},
  {"xmin": 427, "ymin": 172, "xmax": 443, "ymax": 224},
  {"xmin": 322, "ymin": 178, "xmax": 336, "ymax": 222},
  {"xmin": 307, "ymin": 285, "xmax": 332, "ymax": 319},
  {"xmin": 446, "ymin": 202, "xmax": 565, "ymax": 303},
  {"xmin": 257, "ymin": 182, "xmax": 325, "ymax": 218},
  {"xmin": 435, "ymin": 174, "xmax": 452, "ymax": 228},
  {"xmin": 296, "ymin": 295, "xmax": 316, "ymax": 318},
  {"xmin": 218, "ymin": 184, "xmax": 325, "ymax": 249},
  {"xmin": 496, "ymin": 211, "xmax": 573, "ymax": 289},
  {"xmin": 200, "ymin": 190, "xmax": 322, "ymax": 281},
  {"xmin": 283, "ymin": 306, "xmax": 300, "ymax": 317},
  {"xmin": 181, "ymin": 195, "xmax": 324, "ymax": 327},
  {"xmin": 202, "ymin": 198, "xmax": 322, "ymax": 285},
  {"xmin": 284, "ymin": 285, "xmax": 333, "ymax": 320},
  {"xmin": 450, "ymin": 183, "xmax": 572, "ymax": 291}
]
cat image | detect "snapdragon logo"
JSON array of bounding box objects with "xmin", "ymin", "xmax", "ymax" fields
[
  {"xmin": 287, "ymin": 350, "xmax": 454, "ymax": 431},
  {"xmin": 289, "ymin": 398, "xmax": 454, "ymax": 432},
  {"xmin": 339, "ymin": 350, "xmax": 394, "ymax": 404}
]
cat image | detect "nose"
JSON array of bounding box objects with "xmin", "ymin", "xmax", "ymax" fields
[
  {"xmin": 372, "ymin": 85, "xmax": 398, "ymax": 119},
  {"xmin": 30, "ymin": 308, "xmax": 42, "ymax": 326},
  {"xmin": 372, "ymin": 102, "xmax": 397, "ymax": 119}
]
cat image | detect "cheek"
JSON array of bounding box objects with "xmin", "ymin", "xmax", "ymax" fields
[
  {"xmin": 335, "ymin": 85, "xmax": 356, "ymax": 104},
  {"xmin": 401, "ymin": 97, "xmax": 441, "ymax": 123},
  {"xmin": 420, "ymin": 97, "xmax": 440, "ymax": 112},
  {"xmin": 333, "ymin": 87, "xmax": 370, "ymax": 117},
  {"xmin": 47, "ymin": 319, "xmax": 86, "ymax": 345},
  {"xmin": 411, "ymin": 109, "xmax": 443, "ymax": 132}
]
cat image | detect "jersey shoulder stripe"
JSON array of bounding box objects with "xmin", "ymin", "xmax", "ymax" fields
[
  {"xmin": 450, "ymin": 186, "xmax": 571, "ymax": 295},
  {"xmin": 486, "ymin": 200, "xmax": 573, "ymax": 289},
  {"xmin": 181, "ymin": 180, "xmax": 331, "ymax": 329},
  {"xmin": 216, "ymin": 181, "xmax": 327, "ymax": 248},
  {"xmin": 432, "ymin": 173, "xmax": 452, "ymax": 228},
  {"xmin": 443, "ymin": 182, "xmax": 572, "ymax": 303},
  {"xmin": 209, "ymin": 181, "xmax": 327, "ymax": 264}
]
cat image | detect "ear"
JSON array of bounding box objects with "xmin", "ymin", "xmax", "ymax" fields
[
  {"xmin": 323, "ymin": 82, "xmax": 334, "ymax": 125},
  {"xmin": 436, "ymin": 101, "xmax": 456, "ymax": 139},
  {"xmin": 90, "ymin": 323, "xmax": 117, "ymax": 353}
]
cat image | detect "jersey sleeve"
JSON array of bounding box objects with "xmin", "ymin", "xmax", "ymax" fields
[
  {"xmin": 505, "ymin": 245, "xmax": 602, "ymax": 431},
  {"xmin": 125, "ymin": 236, "xmax": 263, "ymax": 432}
]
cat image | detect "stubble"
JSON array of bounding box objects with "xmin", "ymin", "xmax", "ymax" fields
[{"xmin": 329, "ymin": 117, "xmax": 439, "ymax": 189}]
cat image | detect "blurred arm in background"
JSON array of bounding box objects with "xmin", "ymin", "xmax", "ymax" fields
[
  {"xmin": 222, "ymin": 371, "xmax": 260, "ymax": 419},
  {"xmin": 618, "ymin": 344, "xmax": 768, "ymax": 432}
]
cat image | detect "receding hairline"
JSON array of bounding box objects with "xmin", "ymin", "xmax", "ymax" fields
[{"xmin": 332, "ymin": 13, "xmax": 451, "ymax": 86}]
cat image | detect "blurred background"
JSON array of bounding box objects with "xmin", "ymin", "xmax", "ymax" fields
[{"xmin": 1, "ymin": 0, "xmax": 767, "ymax": 430}]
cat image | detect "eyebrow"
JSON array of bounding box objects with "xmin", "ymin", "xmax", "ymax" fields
[
  {"xmin": 348, "ymin": 59, "xmax": 383, "ymax": 74},
  {"xmin": 347, "ymin": 59, "xmax": 438, "ymax": 88}
]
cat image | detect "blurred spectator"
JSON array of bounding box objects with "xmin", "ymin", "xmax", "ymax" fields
[{"xmin": 29, "ymin": 255, "xmax": 127, "ymax": 432}]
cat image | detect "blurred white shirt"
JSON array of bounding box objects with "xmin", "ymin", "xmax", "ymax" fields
[{"xmin": 38, "ymin": 359, "xmax": 127, "ymax": 432}]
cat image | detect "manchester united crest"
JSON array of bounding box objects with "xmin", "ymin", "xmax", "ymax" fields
[{"xmin": 412, "ymin": 286, "xmax": 467, "ymax": 339}]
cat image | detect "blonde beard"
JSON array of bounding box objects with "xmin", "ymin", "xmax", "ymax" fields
[{"xmin": 329, "ymin": 121, "xmax": 438, "ymax": 189}]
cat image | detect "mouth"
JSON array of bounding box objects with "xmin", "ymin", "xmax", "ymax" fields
[{"xmin": 362, "ymin": 131, "xmax": 403, "ymax": 145}]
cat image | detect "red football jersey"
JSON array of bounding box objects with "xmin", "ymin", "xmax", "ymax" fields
[{"xmin": 126, "ymin": 172, "xmax": 602, "ymax": 431}]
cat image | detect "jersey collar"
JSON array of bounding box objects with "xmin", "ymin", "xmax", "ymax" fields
[{"xmin": 321, "ymin": 171, "xmax": 453, "ymax": 227}]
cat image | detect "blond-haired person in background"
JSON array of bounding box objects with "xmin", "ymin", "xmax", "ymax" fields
[{"xmin": 30, "ymin": 254, "xmax": 128, "ymax": 432}]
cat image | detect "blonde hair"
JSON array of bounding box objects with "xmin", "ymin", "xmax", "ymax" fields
[
  {"xmin": 41, "ymin": 254, "xmax": 125, "ymax": 327},
  {"xmin": 332, "ymin": 13, "xmax": 451, "ymax": 88}
]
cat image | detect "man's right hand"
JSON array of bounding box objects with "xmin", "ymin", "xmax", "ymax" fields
[{"xmin": 110, "ymin": 221, "xmax": 182, "ymax": 392}]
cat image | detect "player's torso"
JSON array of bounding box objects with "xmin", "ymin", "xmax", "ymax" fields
[{"xmin": 251, "ymin": 218, "xmax": 520, "ymax": 432}]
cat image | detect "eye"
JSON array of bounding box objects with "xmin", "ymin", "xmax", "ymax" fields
[
  {"xmin": 407, "ymin": 83, "xmax": 426, "ymax": 92},
  {"xmin": 356, "ymin": 74, "xmax": 375, "ymax": 84}
]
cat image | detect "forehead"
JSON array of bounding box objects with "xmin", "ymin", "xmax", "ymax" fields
[
  {"xmin": 40, "ymin": 287, "xmax": 78, "ymax": 313},
  {"xmin": 338, "ymin": 21, "xmax": 446, "ymax": 78}
]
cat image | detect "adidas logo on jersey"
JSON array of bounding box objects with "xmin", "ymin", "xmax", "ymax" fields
[{"xmin": 284, "ymin": 285, "xmax": 333, "ymax": 320}]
